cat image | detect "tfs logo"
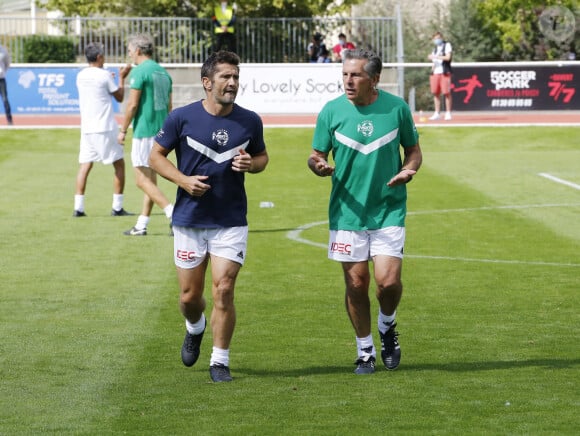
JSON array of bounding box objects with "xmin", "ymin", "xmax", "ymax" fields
[
  {"xmin": 38, "ymin": 73, "xmax": 65, "ymax": 87},
  {"xmin": 330, "ymin": 242, "xmax": 352, "ymax": 255},
  {"xmin": 176, "ymin": 249, "xmax": 197, "ymax": 262}
]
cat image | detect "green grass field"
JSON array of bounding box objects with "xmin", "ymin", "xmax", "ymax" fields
[{"xmin": 0, "ymin": 125, "xmax": 578, "ymax": 434}]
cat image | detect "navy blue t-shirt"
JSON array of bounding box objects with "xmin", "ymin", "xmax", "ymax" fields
[{"xmin": 155, "ymin": 101, "xmax": 266, "ymax": 228}]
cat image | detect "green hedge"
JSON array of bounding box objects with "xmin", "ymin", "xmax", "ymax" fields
[{"xmin": 22, "ymin": 35, "xmax": 76, "ymax": 63}]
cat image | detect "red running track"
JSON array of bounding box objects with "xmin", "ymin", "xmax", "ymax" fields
[{"xmin": 0, "ymin": 111, "xmax": 578, "ymax": 127}]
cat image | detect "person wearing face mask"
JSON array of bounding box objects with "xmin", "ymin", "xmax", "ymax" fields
[
  {"xmin": 427, "ymin": 31, "xmax": 453, "ymax": 120},
  {"xmin": 332, "ymin": 33, "xmax": 356, "ymax": 62}
]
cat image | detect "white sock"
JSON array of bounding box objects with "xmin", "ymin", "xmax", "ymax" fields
[
  {"xmin": 378, "ymin": 310, "xmax": 396, "ymax": 334},
  {"xmin": 163, "ymin": 204, "xmax": 174, "ymax": 219},
  {"xmin": 74, "ymin": 194, "xmax": 85, "ymax": 212},
  {"xmin": 112, "ymin": 194, "xmax": 124, "ymax": 211},
  {"xmin": 356, "ymin": 334, "xmax": 376, "ymax": 358},
  {"xmin": 185, "ymin": 313, "xmax": 206, "ymax": 335},
  {"xmin": 210, "ymin": 346, "xmax": 230, "ymax": 367},
  {"xmin": 135, "ymin": 215, "xmax": 150, "ymax": 230}
]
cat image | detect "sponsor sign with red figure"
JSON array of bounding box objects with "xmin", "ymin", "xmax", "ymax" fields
[{"xmin": 450, "ymin": 65, "xmax": 579, "ymax": 111}]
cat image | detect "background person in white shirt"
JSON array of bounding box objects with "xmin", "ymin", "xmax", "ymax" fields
[
  {"xmin": 427, "ymin": 31, "xmax": 453, "ymax": 120},
  {"xmin": 74, "ymin": 42, "xmax": 132, "ymax": 217}
]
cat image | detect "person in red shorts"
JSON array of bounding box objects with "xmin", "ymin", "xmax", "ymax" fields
[{"xmin": 427, "ymin": 31, "xmax": 453, "ymax": 120}]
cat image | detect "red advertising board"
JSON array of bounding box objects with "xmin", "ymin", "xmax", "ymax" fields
[{"xmin": 450, "ymin": 64, "xmax": 579, "ymax": 111}]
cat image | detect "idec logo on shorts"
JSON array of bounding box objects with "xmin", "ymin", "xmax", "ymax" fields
[
  {"xmin": 330, "ymin": 242, "xmax": 352, "ymax": 255},
  {"xmin": 176, "ymin": 249, "xmax": 197, "ymax": 262}
]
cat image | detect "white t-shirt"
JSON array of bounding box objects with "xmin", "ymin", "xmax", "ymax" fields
[
  {"xmin": 76, "ymin": 67, "xmax": 119, "ymax": 134},
  {"xmin": 432, "ymin": 42, "xmax": 452, "ymax": 75}
]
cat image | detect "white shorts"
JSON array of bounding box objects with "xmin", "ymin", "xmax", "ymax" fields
[
  {"xmin": 328, "ymin": 227, "xmax": 406, "ymax": 262},
  {"xmin": 131, "ymin": 136, "xmax": 155, "ymax": 167},
  {"xmin": 173, "ymin": 226, "xmax": 248, "ymax": 269},
  {"xmin": 79, "ymin": 131, "xmax": 123, "ymax": 164}
]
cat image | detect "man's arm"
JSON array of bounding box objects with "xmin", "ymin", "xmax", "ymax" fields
[
  {"xmin": 387, "ymin": 143, "xmax": 423, "ymax": 187},
  {"xmin": 248, "ymin": 150, "xmax": 268, "ymax": 173},
  {"xmin": 232, "ymin": 149, "xmax": 268, "ymax": 173},
  {"xmin": 117, "ymin": 88, "xmax": 141, "ymax": 144},
  {"xmin": 150, "ymin": 142, "xmax": 211, "ymax": 197},
  {"xmin": 112, "ymin": 64, "xmax": 131, "ymax": 103}
]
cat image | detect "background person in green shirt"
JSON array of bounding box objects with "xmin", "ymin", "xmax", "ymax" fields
[
  {"xmin": 118, "ymin": 33, "xmax": 174, "ymax": 236},
  {"xmin": 308, "ymin": 48, "xmax": 423, "ymax": 375}
]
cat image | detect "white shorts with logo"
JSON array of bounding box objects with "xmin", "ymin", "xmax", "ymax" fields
[
  {"xmin": 131, "ymin": 136, "xmax": 155, "ymax": 167},
  {"xmin": 79, "ymin": 130, "xmax": 123, "ymax": 164},
  {"xmin": 173, "ymin": 226, "xmax": 248, "ymax": 269},
  {"xmin": 328, "ymin": 227, "xmax": 406, "ymax": 262}
]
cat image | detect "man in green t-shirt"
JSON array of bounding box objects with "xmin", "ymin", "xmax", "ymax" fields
[
  {"xmin": 118, "ymin": 33, "xmax": 174, "ymax": 236},
  {"xmin": 308, "ymin": 48, "xmax": 423, "ymax": 375}
]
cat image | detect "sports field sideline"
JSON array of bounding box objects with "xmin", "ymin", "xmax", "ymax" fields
[{"xmin": 1, "ymin": 110, "xmax": 579, "ymax": 128}]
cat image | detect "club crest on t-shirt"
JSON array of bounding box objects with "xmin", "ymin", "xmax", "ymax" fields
[
  {"xmin": 212, "ymin": 129, "xmax": 229, "ymax": 146},
  {"xmin": 357, "ymin": 120, "xmax": 374, "ymax": 137}
]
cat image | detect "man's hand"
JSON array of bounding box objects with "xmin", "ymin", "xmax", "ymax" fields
[
  {"xmin": 232, "ymin": 148, "xmax": 253, "ymax": 172},
  {"xmin": 119, "ymin": 63, "xmax": 132, "ymax": 79},
  {"xmin": 387, "ymin": 168, "xmax": 416, "ymax": 187},
  {"xmin": 182, "ymin": 175, "xmax": 211, "ymax": 197},
  {"xmin": 309, "ymin": 154, "xmax": 334, "ymax": 177}
]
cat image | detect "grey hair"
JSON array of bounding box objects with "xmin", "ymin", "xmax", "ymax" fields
[
  {"xmin": 342, "ymin": 48, "xmax": 382, "ymax": 79},
  {"xmin": 128, "ymin": 33, "xmax": 154, "ymax": 57},
  {"xmin": 84, "ymin": 42, "xmax": 104, "ymax": 63}
]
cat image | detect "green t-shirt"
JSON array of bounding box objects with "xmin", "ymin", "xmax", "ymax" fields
[
  {"xmin": 312, "ymin": 90, "xmax": 419, "ymax": 230},
  {"xmin": 129, "ymin": 59, "xmax": 172, "ymax": 138}
]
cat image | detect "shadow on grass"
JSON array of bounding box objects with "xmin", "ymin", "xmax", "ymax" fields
[{"xmin": 234, "ymin": 358, "xmax": 580, "ymax": 377}]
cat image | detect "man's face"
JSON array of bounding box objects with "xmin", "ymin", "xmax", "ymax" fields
[
  {"xmin": 342, "ymin": 58, "xmax": 377, "ymax": 105},
  {"xmin": 127, "ymin": 44, "xmax": 138, "ymax": 64},
  {"xmin": 205, "ymin": 62, "xmax": 239, "ymax": 105}
]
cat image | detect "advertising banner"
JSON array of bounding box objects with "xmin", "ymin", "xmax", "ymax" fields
[
  {"xmin": 4, "ymin": 66, "xmax": 121, "ymax": 115},
  {"xmin": 235, "ymin": 63, "xmax": 344, "ymax": 114},
  {"xmin": 450, "ymin": 64, "xmax": 579, "ymax": 111}
]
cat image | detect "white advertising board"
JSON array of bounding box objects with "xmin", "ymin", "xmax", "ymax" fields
[{"xmin": 235, "ymin": 63, "xmax": 344, "ymax": 114}]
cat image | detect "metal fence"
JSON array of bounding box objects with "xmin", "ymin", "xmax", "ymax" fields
[{"xmin": 0, "ymin": 15, "xmax": 400, "ymax": 63}]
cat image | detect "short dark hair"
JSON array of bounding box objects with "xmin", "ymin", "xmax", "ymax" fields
[
  {"xmin": 342, "ymin": 49, "xmax": 382, "ymax": 78},
  {"xmin": 84, "ymin": 42, "xmax": 104, "ymax": 63},
  {"xmin": 201, "ymin": 50, "xmax": 240, "ymax": 81}
]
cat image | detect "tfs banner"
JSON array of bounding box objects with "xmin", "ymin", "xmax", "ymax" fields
[
  {"xmin": 4, "ymin": 66, "xmax": 121, "ymax": 114},
  {"xmin": 450, "ymin": 64, "xmax": 579, "ymax": 110}
]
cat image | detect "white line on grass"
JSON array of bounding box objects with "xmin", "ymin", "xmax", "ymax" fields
[
  {"xmin": 408, "ymin": 202, "xmax": 580, "ymax": 215},
  {"xmin": 286, "ymin": 203, "xmax": 580, "ymax": 268},
  {"xmin": 538, "ymin": 173, "xmax": 580, "ymax": 190}
]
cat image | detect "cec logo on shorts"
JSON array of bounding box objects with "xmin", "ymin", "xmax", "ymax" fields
[
  {"xmin": 176, "ymin": 249, "xmax": 198, "ymax": 263},
  {"xmin": 328, "ymin": 228, "xmax": 406, "ymax": 262}
]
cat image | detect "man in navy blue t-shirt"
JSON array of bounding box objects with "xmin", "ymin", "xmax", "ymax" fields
[{"xmin": 150, "ymin": 50, "xmax": 269, "ymax": 383}]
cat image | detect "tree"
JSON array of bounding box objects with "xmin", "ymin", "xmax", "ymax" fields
[
  {"xmin": 444, "ymin": 0, "xmax": 503, "ymax": 61},
  {"xmin": 473, "ymin": 0, "xmax": 579, "ymax": 60},
  {"xmin": 40, "ymin": 0, "xmax": 364, "ymax": 18}
]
